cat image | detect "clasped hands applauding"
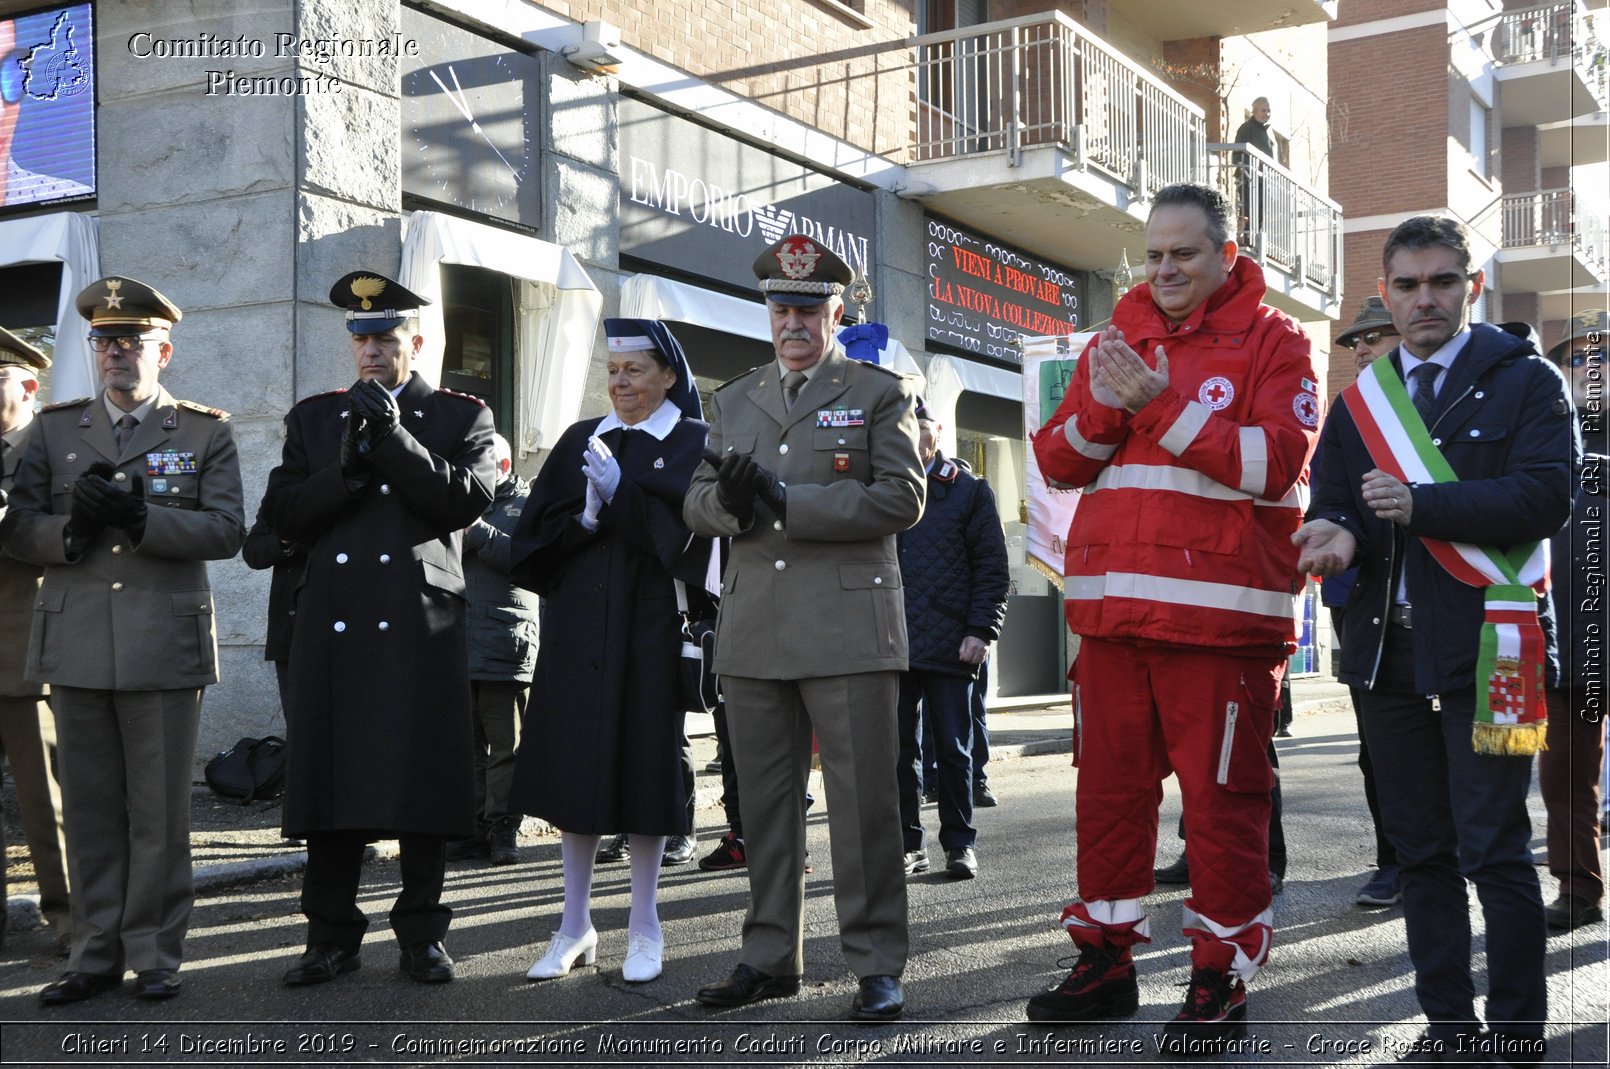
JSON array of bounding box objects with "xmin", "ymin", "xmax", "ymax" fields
[
  {"xmin": 706, "ymin": 449, "xmax": 786, "ymax": 524},
  {"xmin": 69, "ymin": 461, "xmax": 147, "ymax": 541}
]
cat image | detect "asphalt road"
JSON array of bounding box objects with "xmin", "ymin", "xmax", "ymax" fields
[{"xmin": 1, "ymin": 700, "xmax": 1605, "ymax": 1067}]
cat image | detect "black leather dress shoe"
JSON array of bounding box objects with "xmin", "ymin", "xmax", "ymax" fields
[
  {"xmin": 283, "ymin": 944, "xmax": 361, "ymax": 986},
  {"xmin": 945, "ymin": 847, "xmax": 979, "ymax": 879},
  {"xmin": 134, "ymin": 969, "xmax": 182, "ymax": 1000},
  {"xmin": 399, "ymin": 941, "xmax": 454, "ymax": 983},
  {"xmin": 850, "ymin": 974, "xmax": 904, "ymax": 1021},
  {"xmin": 663, "ymin": 834, "xmax": 697, "ymax": 866},
  {"xmin": 695, "ymin": 963, "xmax": 801, "ymax": 1007},
  {"xmin": 1154, "ymin": 854, "xmax": 1190, "ymax": 884},
  {"xmin": 39, "ymin": 971, "xmax": 121, "ymax": 1006}
]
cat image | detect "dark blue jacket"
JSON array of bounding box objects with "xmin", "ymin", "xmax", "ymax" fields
[
  {"xmin": 896, "ymin": 454, "xmax": 1010, "ymax": 678},
  {"xmin": 1550, "ymin": 451, "xmax": 1606, "ymax": 688},
  {"xmin": 1307, "ymin": 323, "xmax": 1578, "ymax": 694},
  {"xmin": 463, "ymin": 473, "xmax": 542, "ymax": 682}
]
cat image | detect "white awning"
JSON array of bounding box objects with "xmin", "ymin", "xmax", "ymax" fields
[
  {"xmin": 943, "ymin": 355, "xmax": 1022, "ymax": 401},
  {"xmin": 0, "ymin": 212, "xmax": 99, "ymax": 400},
  {"xmin": 401, "ymin": 211, "xmax": 602, "ymax": 455}
]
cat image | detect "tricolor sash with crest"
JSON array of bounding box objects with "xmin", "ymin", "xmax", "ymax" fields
[{"xmin": 1341, "ymin": 357, "xmax": 1549, "ymax": 756}]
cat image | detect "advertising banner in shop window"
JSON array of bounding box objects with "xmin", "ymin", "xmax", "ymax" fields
[
  {"xmin": 618, "ymin": 98, "xmax": 876, "ymax": 296},
  {"xmin": 1021, "ymin": 334, "xmax": 1096, "ymax": 588},
  {"xmin": 925, "ymin": 218, "xmax": 1084, "ymax": 365},
  {"xmin": 0, "ymin": 3, "xmax": 95, "ymax": 213}
]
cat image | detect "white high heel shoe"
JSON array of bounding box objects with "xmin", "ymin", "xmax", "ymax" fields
[
  {"xmin": 526, "ymin": 927, "xmax": 598, "ymax": 980},
  {"xmin": 621, "ymin": 930, "xmax": 664, "ymax": 983}
]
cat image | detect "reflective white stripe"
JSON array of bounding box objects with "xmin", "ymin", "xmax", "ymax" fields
[
  {"xmin": 1238, "ymin": 426, "xmax": 1268, "ymax": 497},
  {"xmin": 1070, "ymin": 899, "xmax": 1147, "ymax": 927},
  {"xmin": 1086, "ymin": 464, "xmax": 1306, "ymax": 510},
  {"xmin": 1158, "ymin": 401, "xmax": 1211, "ymax": 456},
  {"xmin": 1064, "ymin": 417, "xmax": 1119, "ymax": 461},
  {"xmin": 1065, "ymin": 572, "xmax": 1298, "ymax": 619},
  {"xmin": 1181, "ymin": 902, "xmax": 1274, "ymax": 982}
]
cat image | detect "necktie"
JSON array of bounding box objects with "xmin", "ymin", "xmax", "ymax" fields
[
  {"xmin": 115, "ymin": 414, "xmax": 139, "ymax": 453},
  {"xmin": 781, "ymin": 370, "xmax": 807, "ymax": 412},
  {"xmin": 1409, "ymin": 364, "xmax": 1440, "ymax": 429}
]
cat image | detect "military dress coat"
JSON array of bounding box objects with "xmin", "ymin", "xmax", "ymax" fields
[
  {"xmin": 2, "ymin": 388, "xmax": 245, "ymax": 690},
  {"xmin": 263, "ymin": 373, "xmax": 496, "ymax": 839},
  {"xmin": 0, "ymin": 421, "xmax": 46, "ymax": 699},
  {"xmin": 683, "ymin": 347, "xmax": 926, "ymax": 679},
  {"xmin": 507, "ymin": 410, "xmax": 711, "ymax": 836}
]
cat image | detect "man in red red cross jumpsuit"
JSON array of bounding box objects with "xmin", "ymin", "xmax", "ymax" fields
[{"xmin": 1028, "ymin": 183, "xmax": 1318, "ymax": 1051}]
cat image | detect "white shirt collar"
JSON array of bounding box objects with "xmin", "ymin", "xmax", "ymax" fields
[
  {"xmin": 595, "ymin": 396, "xmax": 681, "ymax": 441},
  {"xmin": 1398, "ymin": 326, "xmax": 1470, "ymax": 391}
]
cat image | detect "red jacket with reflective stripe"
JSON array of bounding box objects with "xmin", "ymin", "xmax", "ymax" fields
[{"xmin": 1032, "ymin": 258, "xmax": 1318, "ymax": 653}]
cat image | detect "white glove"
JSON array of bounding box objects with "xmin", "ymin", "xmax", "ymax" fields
[
  {"xmin": 582, "ymin": 435, "xmax": 622, "ymax": 503},
  {"xmin": 581, "ymin": 477, "xmax": 603, "ymax": 531}
]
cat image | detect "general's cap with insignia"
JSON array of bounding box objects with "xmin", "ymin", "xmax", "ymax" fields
[
  {"xmin": 753, "ymin": 234, "xmax": 855, "ymax": 307},
  {"xmin": 1335, "ymin": 296, "xmax": 1394, "ymax": 348},
  {"xmin": 1547, "ymin": 308, "xmax": 1608, "ymax": 364},
  {"xmin": 75, "ymin": 276, "xmax": 182, "ymax": 337},
  {"xmin": 0, "ymin": 325, "xmax": 50, "ymax": 370},
  {"xmin": 604, "ymin": 317, "xmax": 702, "ymax": 421},
  {"xmin": 329, "ymin": 271, "xmax": 430, "ymax": 335}
]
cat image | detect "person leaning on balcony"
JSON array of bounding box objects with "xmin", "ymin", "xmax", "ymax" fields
[
  {"xmin": 1294, "ymin": 215, "xmax": 1575, "ymax": 1064},
  {"xmin": 1027, "ymin": 182, "xmax": 1319, "ymax": 1052},
  {"xmin": 1233, "ymin": 97, "xmax": 1274, "ymax": 244}
]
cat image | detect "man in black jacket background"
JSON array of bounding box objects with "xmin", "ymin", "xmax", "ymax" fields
[{"xmin": 895, "ymin": 407, "xmax": 1009, "ymax": 880}]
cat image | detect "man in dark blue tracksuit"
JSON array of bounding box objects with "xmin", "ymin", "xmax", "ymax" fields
[
  {"xmin": 1296, "ymin": 215, "xmax": 1576, "ymax": 1065},
  {"xmin": 895, "ymin": 409, "xmax": 1008, "ymax": 880}
]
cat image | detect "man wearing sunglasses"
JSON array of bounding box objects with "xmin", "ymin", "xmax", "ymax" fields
[
  {"xmin": 0, "ymin": 17, "xmax": 92, "ymax": 207},
  {"xmin": 0, "ymin": 275, "xmax": 245, "ymax": 1005}
]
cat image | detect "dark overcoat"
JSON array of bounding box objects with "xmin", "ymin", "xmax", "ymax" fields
[
  {"xmin": 508, "ymin": 414, "xmax": 710, "ymax": 835},
  {"xmin": 264, "ymin": 373, "xmax": 496, "ymax": 838}
]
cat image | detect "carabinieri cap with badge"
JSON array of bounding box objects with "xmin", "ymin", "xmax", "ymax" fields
[{"xmin": 330, "ymin": 271, "xmax": 430, "ymax": 334}]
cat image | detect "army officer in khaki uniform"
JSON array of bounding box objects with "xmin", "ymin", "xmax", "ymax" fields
[
  {"xmin": 0, "ymin": 327, "xmax": 72, "ymax": 951},
  {"xmin": 1, "ymin": 277, "xmax": 245, "ymax": 1005},
  {"xmin": 686, "ymin": 235, "xmax": 925, "ymax": 1021}
]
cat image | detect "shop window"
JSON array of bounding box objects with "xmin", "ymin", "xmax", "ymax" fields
[{"xmin": 440, "ymin": 263, "xmax": 514, "ymax": 435}]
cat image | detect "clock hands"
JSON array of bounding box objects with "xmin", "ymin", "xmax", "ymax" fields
[{"xmin": 429, "ymin": 64, "xmax": 522, "ymax": 183}]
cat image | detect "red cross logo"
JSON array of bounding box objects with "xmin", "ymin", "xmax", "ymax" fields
[{"xmin": 1198, "ymin": 376, "xmax": 1235, "ymax": 410}]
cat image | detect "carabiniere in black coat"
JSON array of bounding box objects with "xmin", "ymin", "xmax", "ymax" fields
[{"xmin": 264, "ymin": 373, "xmax": 497, "ymax": 838}]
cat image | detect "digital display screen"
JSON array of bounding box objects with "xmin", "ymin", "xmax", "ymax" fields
[{"xmin": 1, "ymin": 2, "xmax": 94, "ymax": 212}]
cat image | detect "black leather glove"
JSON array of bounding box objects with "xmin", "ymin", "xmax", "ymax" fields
[
  {"xmin": 350, "ymin": 379, "xmax": 400, "ymax": 452},
  {"xmin": 68, "ymin": 462, "xmax": 115, "ymax": 543},
  {"xmin": 81, "ymin": 472, "xmax": 147, "ymax": 534},
  {"xmin": 340, "ymin": 403, "xmax": 370, "ymax": 492},
  {"xmin": 713, "ymin": 452, "xmax": 761, "ymax": 524},
  {"xmin": 753, "ymin": 464, "xmax": 787, "ymax": 521}
]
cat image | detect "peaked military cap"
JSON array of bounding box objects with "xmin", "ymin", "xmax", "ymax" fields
[
  {"xmin": 329, "ymin": 271, "xmax": 430, "ymax": 334},
  {"xmin": 1547, "ymin": 308, "xmax": 1608, "ymax": 364},
  {"xmin": 76, "ymin": 276, "xmax": 182, "ymax": 336},
  {"xmin": 753, "ymin": 234, "xmax": 854, "ymax": 307},
  {"xmin": 1335, "ymin": 296, "xmax": 1395, "ymax": 348},
  {"xmin": 0, "ymin": 325, "xmax": 50, "ymax": 370}
]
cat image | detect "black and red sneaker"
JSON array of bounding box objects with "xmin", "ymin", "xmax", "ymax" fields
[
  {"xmin": 1160, "ymin": 965, "xmax": 1247, "ymax": 1053},
  {"xmin": 698, "ymin": 831, "xmax": 747, "ymax": 871},
  {"xmin": 1025, "ymin": 943, "xmax": 1139, "ymax": 1022}
]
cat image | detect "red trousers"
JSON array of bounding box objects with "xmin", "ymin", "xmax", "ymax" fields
[{"xmin": 1066, "ymin": 637, "xmax": 1282, "ymax": 979}]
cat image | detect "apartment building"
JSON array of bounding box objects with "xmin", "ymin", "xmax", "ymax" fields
[
  {"xmin": 0, "ymin": 0, "xmax": 1340, "ymax": 749},
  {"xmin": 1327, "ymin": 0, "xmax": 1608, "ymax": 399}
]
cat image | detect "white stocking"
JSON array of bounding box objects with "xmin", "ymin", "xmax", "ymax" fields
[
  {"xmin": 559, "ymin": 831, "xmax": 600, "ymax": 939},
  {"xmin": 627, "ymin": 834, "xmax": 666, "ymax": 941}
]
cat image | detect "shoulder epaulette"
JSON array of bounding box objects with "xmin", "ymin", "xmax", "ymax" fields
[
  {"xmin": 854, "ymin": 360, "xmax": 902, "ymax": 379},
  {"xmin": 41, "ymin": 397, "xmax": 92, "ymax": 412},
  {"xmin": 177, "ymin": 399, "xmax": 230, "ymax": 421},
  {"xmin": 436, "ymin": 387, "xmax": 487, "ymax": 407},
  {"xmin": 714, "ymin": 366, "xmax": 767, "ymax": 392},
  {"xmin": 295, "ymin": 388, "xmax": 348, "ymax": 406}
]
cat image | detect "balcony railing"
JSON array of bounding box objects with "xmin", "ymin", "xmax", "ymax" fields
[
  {"xmin": 1502, "ymin": 188, "xmax": 1609, "ymax": 275},
  {"xmin": 912, "ymin": 12, "xmax": 1206, "ymax": 195},
  {"xmin": 1491, "ymin": 1, "xmax": 1609, "ymax": 104},
  {"xmin": 1208, "ymin": 143, "xmax": 1343, "ymax": 296}
]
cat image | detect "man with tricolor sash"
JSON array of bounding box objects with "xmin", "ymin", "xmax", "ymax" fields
[{"xmin": 1295, "ymin": 215, "xmax": 1577, "ymax": 1065}]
